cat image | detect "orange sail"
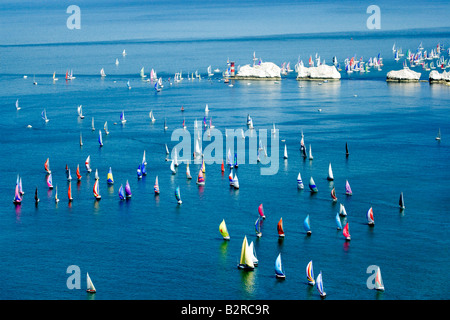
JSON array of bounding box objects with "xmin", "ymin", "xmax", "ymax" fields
[
  {"xmin": 76, "ymin": 164, "xmax": 82, "ymax": 181},
  {"xmin": 277, "ymin": 218, "xmax": 285, "ymax": 237},
  {"xmin": 68, "ymin": 182, "xmax": 73, "ymax": 201}
]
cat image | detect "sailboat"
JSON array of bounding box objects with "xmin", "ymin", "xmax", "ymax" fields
[
  {"xmin": 186, "ymin": 162, "xmax": 192, "ymax": 179},
  {"xmin": 227, "ymin": 149, "xmax": 233, "ymax": 168},
  {"xmin": 366, "ymin": 207, "xmax": 375, "ymax": 226},
  {"xmin": 248, "ymin": 241, "xmax": 258, "ymax": 267},
  {"xmin": 255, "ymin": 217, "xmax": 262, "ymax": 238},
  {"xmin": 283, "ymin": 144, "xmax": 288, "ymax": 159},
  {"xmin": 103, "ymin": 121, "xmax": 109, "ymax": 135},
  {"xmin": 95, "ymin": 169, "xmax": 99, "ymax": 180},
  {"xmin": 306, "ymin": 261, "xmax": 315, "ymax": 286},
  {"xmin": 52, "ymin": 72, "xmax": 58, "ymax": 81},
  {"xmin": 297, "ymin": 173, "xmax": 304, "ymax": 189},
  {"xmin": 68, "ymin": 182, "xmax": 73, "ymax": 202},
  {"xmin": 41, "ymin": 109, "xmax": 49, "ymax": 123},
  {"xmin": 15, "ymin": 99, "xmax": 20, "ymax": 110},
  {"xmin": 33, "ymin": 74, "xmax": 37, "ymax": 85},
  {"xmin": 75, "ymin": 165, "xmax": 82, "ymax": 181},
  {"xmin": 164, "ymin": 118, "xmax": 168, "ymax": 130},
  {"xmin": 170, "ymin": 159, "xmax": 176, "ymax": 175},
  {"xmin": 100, "ymin": 68, "xmax": 106, "ymax": 77},
  {"xmin": 107, "ymin": 167, "xmax": 114, "ymax": 185},
  {"xmin": 120, "ymin": 111, "xmax": 126, "ymax": 124},
  {"xmin": 228, "ymin": 169, "xmax": 234, "ymax": 186},
  {"xmin": 345, "ymin": 180, "xmax": 352, "ymax": 195},
  {"xmin": 258, "ymin": 203, "xmax": 266, "ymax": 219},
  {"xmin": 77, "ymin": 105, "xmax": 85, "ymax": 119},
  {"xmin": 300, "ymin": 131, "xmax": 307, "ymax": 158},
  {"xmin": 137, "ymin": 164, "xmax": 143, "ymax": 179},
  {"xmin": 436, "ymin": 128, "xmax": 441, "ymax": 141},
  {"xmin": 339, "ymin": 203, "xmax": 347, "ymax": 216},
  {"xmin": 345, "ymin": 142, "xmax": 349, "ymax": 157},
  {"xmin": 85, "ymin": 155, "xmax": 92, "ymax": 173},
  {"xmin": 237, "ymin": 236, "xmax": 254, "ymax": 270},
  {"xmin": 399, "ymin": 192, "xmax": 405, "ymax": 210},
  {"xmin": 233, "ymin": 153, "xmax": 238, "ymax": 168},
  {"xmin": 91, "ymin": 117, "xmax": 95, "ymax": 131},
  {"xmin": 154, "ymin": 176, "xmax": 160, "ymax": 194},
  {"xmin": 304, "ymin": 215, "xmax": 311, "ymax": 235},
  {"xmin": 93, "ymin": 179, "xmax": 101, "ymax": 200},
  {"xmin": 98, "ymin": 130, "xmax": 103, "ymax": 147},
  {"xmin": 308, "ymin": 144, "xmax": 313, "ymax": 160},
  {"xmin": 343, "ymin": 222, "xmax": 351, "ymax": 240},
  {"xmin": 149, "ymin": 111, "xmax": 156, "ymax": 123},
  {"xmin": 35, "ymin": 187, "xmax": 39, "ymax": 204},
  {"xmin": 316, "ymin": 271, "xmax": 326, "ymax": 298},
  {"xmin": 67, "ymin": 168, "xmax": 72, "ymax": 181},
  {"xmin": 232, "ymin": 173, "xmax": 239, "ymax": 189},
  {"xmin": 331, "ymin": 187, "xmax": 338, "ymax": 202},
  {"xmin": 274, "ymin": 253, "xmax": 286, "ymax": 279},
  {"xmin": 86, "ymin": 273, "xmax": 96, "ymax": 293},
  {"xmin": 309, "ymin": 177, "xmax": 318, "ymax": 193},
  {"xmin": 140, "ymin": 67, "xmax": 146, "ymax": 78},
  {"xmin": 13, "ymin": 181, "xmax": 22, "ymax": 205},
  {"xmin": 118, "ymin": 184, "xmax": 125, "ymax": 200},
  {"xmin": 219, "ymin": 219, "xmax": 230, "ymax": 240},
  {"xmin": 205, "ymin": 104, "xmax": 209, "ymax": 114},
  {"xmin": 221, "ymin": 160, "xmax": 225, "ymax": 173},
  {"xmin": 327, "ymin": 163, "xmax": 334, "ymax": 181},
  {"xmin": 125, "ymin": 180, "xmax": 132, "ymax": 199},
  {"xmin": 374, "ymin": 266, "xmax": 385, "ymax": 291},
  {"xmin": 277, "ymin": 218, "xmax": 285, "ymax": 237},
  {"xmin": 79, "ymin": 132, "xmax": 83, "ymax": 146},
  {"xmin": 196, "ymin": 169, "xmax": 205, "ymax": 185},
  {"xmin": 55, "ymin": 185, "xmax": 60, "ymax": 203},
  {"xmin": 175, "ymin": 186, "xmax": 182, "ymax": 204},
  {"xmin": 44, "ymin": 158, "xmax": 52, "ymax": 174},
  {"xmin": 115, "ymin": 58, "xmax": 119, "ymax": 66},
  {"xmin": 335, "ymin": 213, "xmax": 343, "ymax": 230},
  {"xmin": 46, "ymin": 174, "xmax": 53, "ymax": 189}
]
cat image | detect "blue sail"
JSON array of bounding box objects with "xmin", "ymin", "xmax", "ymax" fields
[
  {"xmin": 98, "ymin": 130, "xmax": 103, "ymax": 146},
  {"xmin": 141, "ymin": 162, "xmax": 147, "ymax": 175},
  {"xmin": 175, "ymin": 186, "xmax": 181, "ymax": 203},
  {"xmin": 234, "ymin": 153, "xmax": 238, "ymax": 167},
  {"xmin": 118, "ymin": 184, "xmax": 125, "ymax": 200},
  {"xmin": 303, "ymin": 215, "xmax": 311, "ymax": 233},
  {"xmin": 137, "ymin": 164, "xmax": 142, "ymax": 178},
  {"xmin": 275, "ymin": 253, "xmax": 284, "ymax": 277},
  {"xmin": 335, "ymin": 213, "xmax": 342, "ymax": 230}
]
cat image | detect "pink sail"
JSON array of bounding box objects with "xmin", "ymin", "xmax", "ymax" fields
[
  {"xmin": 345, "ymin": 180, "xmax": 352, "ymax": 195},
  {"xmin": 258, "ymin": 203, "xmax": 265, "ymax": 219},
  {"xmin": 343, "ymin": 222, "xmax": 351, "ymax": 239}
]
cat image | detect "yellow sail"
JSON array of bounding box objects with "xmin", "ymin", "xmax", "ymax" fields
[
  {"xmin": 219, "ymin": 219, "xmax": 230, "ymax": 240},
  {"xmin": 239, "ymin": 236, "xmax": 254, "ymax": 269}
]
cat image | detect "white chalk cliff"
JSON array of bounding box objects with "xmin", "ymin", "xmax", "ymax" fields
[
  {"xmin": 386, "ymin": 67, "xmax": 421, "ymax": 81},
  {"xmin": 296, "ymin": 64, "xmax": 341, "ymax": 80},
  {"xmin": 235, "ymin": 62, "xmax": 281, "ymax": 78},
  {"xmin": 429, "ymin": 70, "xmax": 450, "ymax": 83}
]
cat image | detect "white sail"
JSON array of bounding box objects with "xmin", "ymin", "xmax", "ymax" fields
[
  {"xmin": 86, "ymin": 272, "xmax": 96, "ymax": 293},
  {"xmin": 309, "ymin": 144, "xmax": 313, "ymax": 160},
  {"xmin": 374, "ymin": 267, "xmax": 385, "ymax": 291},
  {"xmin": 327, "ymin": 162, "xmax": 334, "ymax": 180},
  {"xmin": 284, "ymin": 144, "xmax": 288, "ymax": 159},
  {"xmin": 339, "ymin": 203, "xmax": 347, "ymax": 216}
]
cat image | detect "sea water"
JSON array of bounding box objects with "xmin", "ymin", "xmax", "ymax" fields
[{"xmin": 0, "ymin": 1, "xmax": 449, "ymax": 300}]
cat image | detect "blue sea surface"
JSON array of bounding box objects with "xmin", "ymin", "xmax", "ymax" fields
[{"xmin": 0, "ymin": 1, "xmax": 449, "ymax": 300}]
